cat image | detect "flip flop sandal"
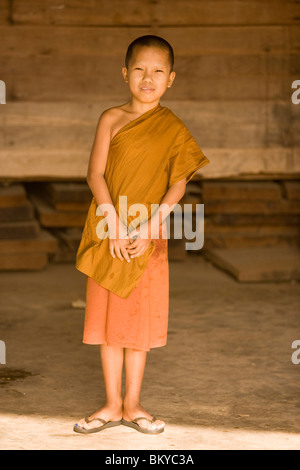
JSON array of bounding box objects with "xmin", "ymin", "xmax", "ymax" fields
[
  {"xmin": 121, "ymin": 416, "xmax": 165, "ymax": 435},
  {"xmin": 73, "ymin": 416, "xmax": 122, "ymax": 434}
]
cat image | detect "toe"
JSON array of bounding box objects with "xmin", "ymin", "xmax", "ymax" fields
[
  {"xmin": 75, "ymin": 419, "xmax": 87, "ymax": 430},
  {"xmin": 75, "ymin": 417, "xmax": 97, "ymax": 431},
  {"xmin": 136, "ymin": 418, "xmax": 165, "ymax": 432},
  {"xmin": 76, "ymin": 418, "xmax": 86, "ymax": 428},
  {"xmin": 150, "ymin": 419, "xmax": 165, "ymax": 431}
]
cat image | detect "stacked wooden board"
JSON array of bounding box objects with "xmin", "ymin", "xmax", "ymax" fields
[
  {"xmin": 25, "ymin": 182, "xmax": 91, "ymax": 263},
  {"xmin": 1, "ymin": 179, "xmax": 299, "ymax": 280},
  {"xmin": 201, "ymin": 180, "xmax": 300, "ymax": 249},
  {"xmin": 196, "ymin": 179, "xmax": 300, "ymax": 281},
  {"xmin": 0, "ymin": 183, "xmax": 57, "ymax": 270}
]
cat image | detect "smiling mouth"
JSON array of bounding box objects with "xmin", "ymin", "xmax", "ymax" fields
[{"xmin": 141, "ymin": 87, "xmax": 155, "ymax": 93}]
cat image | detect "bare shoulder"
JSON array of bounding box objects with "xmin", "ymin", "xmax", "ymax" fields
[
  {"xmin": 101, "ymin": 103, "xmax": 138, "ymax": 140},
  {"xmin": 97, "ymin": 105, "xmax": 129, "ymax": 137},
  {"xmin": 99, "ymin": 104, "xmax": 128, "ymax": 124}
]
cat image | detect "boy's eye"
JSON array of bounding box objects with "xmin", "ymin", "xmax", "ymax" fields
[{"xmin": 133, "ymin": 67, "xmax": 164, "ymax": 72}]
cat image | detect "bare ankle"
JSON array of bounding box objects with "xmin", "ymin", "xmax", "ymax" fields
[
  {"xmin": 106, "ymin": 398, "xmax": 123, "ymax": 409},
  {"xmin": 123, "ymin": 397, "xmax": 140, "ymax": 410}
]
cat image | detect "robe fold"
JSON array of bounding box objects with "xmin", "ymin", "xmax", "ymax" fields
[{"xmin": 75, "ymin": 103, "xmax": 210, "ymax": 299}]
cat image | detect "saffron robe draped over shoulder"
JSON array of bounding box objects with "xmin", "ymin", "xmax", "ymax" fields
[{"xmin": 75, "ymin": 103, "xmax": 210, "ymax": 299}]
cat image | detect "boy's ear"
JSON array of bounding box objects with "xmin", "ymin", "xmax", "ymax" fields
[
  {"xmin": 168, "ymin": 71, "xmax": 176, "ymax": 88},
  {"xmin": 122, "ymin": 66, "xmax": 129, "ymax": 83}
]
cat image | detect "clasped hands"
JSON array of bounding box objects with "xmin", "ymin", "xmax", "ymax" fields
[{"xmin": 108, "ymin": 221, "xmax": 153, "ymax": 262}]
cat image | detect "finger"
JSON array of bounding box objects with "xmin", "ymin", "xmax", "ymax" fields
[
  {"xmin": 126, "ymin": 242, "xmax": 138, "ymax": 251},
  {"xmin": 115, "ymin": 238, "xmax": 131, "ymax": 258},
  {"xmin": 131, "ymin": 249, "xmax": 144, "ymax": 259},
  {"xmin": 115, "ymin": 245, "xmax": 125, "ymax": 261},
  {"xmin": 128, "ymin": 250, "xmax": 138, "ymax": 258},
  {"xmin": 130, "ymin": 245, "xmax": 147, "ymax": 258},
  {"xmin": 127, "ymin": 237, "xmax": 141, "ymax": 247},
  {"xmin": 109, "ymin": 241, "xmax": 116, "ymax": 259},
  {"xmin": 127, "ymin": 242, "xmax": 143, "ymax": 255},
  {"xmin": 121, "ymin": 238, "xmax": 131, "ymax": 249},
  {"xmin": 120, "ymin": 246, "xmax": 131, "ymax": 262}
]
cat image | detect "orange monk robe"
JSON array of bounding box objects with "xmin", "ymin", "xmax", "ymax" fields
[{"xmin": 75, "ymin": 104, "xmax": 210, "ymax": 298}]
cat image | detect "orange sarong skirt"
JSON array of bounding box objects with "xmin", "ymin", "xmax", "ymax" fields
[{"xmin": 82, "ymin": 236, "xmax": 169, "ymax": 352}]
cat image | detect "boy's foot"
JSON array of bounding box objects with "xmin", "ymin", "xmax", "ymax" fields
[
  {"xmin": 122, "ymin": 403, "xmax": 165, "ymax": 434},
  {"xmin": 74, "ymin": 417, "xmax": 122, "ymax": 434},
  {"xmin": 121, "ymin": 416, "xmax": 165, "ymax": 434},
  {"xmin": 74, "ymin": 405, "xmax": 122, "ymax": 433}
]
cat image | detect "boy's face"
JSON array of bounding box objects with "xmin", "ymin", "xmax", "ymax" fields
[{"xmin": 122, "ymin": 46, "xmax": 176, "ymax": 105}]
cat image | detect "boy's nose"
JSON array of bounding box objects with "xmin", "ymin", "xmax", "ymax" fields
[{"xmin": 142, "ymin": 71, "xmax": 153, "ymax": 82}]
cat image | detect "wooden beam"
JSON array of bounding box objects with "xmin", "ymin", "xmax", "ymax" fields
[
  {"xmin": 0, "ymin": 229, "xmax": 58, "ymax": 253},
  {"xmin": 28, "ymin": 192, "xmax": 88, "ymax": 227},
  {"xmin": 0, "ymin": 101, "xmax": 299, "ymax": 179},
  {"xmin": 2, "ymin": 54, "xmax": 296, "ymax": 101},
  {"xmin": 0, "ymin": 147, "xmax": 299, "ymax": 180},
  {"xmin": 201, "ymin": 181, "xmax": 283, "ymax": 201},
  {"xmin": 1, "ymin": 24, "xmax": 298, "ymax": 100},
  {"xmin": 0, "ymin": 220, "xmax": 40, "ymax": 238},
  {"xmin": 11, "ymin": 0, "xmax": 300, "ymax": 26},
  {"xmin": 1, "ymin": 100, "xmax": 299, "ymax": 149},
  {"xmin": 0, "ymin": 252, "xmax": 49, "ymax": 270},
  {"xmin": 0, "ymin": 183, "xmax": 27, "ymax": 207},
  {"xmin": 203, "ymin": 246, "xmax": 300, "ymax": 281},
  {"xmin": 1, "ymin": 25, "xmax": 298, "ymax": 57}
]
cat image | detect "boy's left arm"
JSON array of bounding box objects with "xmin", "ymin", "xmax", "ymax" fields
[
  {"xmin": 149, "ymin": 177, "xmax": 186, "ymax": 238},
  {"xmin": 128, "ymin": 178, "xmax": 186, "ymax": 241}
]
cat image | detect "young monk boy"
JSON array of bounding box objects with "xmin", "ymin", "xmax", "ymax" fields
[{"xmin": 74, "ymin": 35, "xmax": 210, "ymax": 434}]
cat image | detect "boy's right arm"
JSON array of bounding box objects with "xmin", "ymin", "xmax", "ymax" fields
[
  {"xmin": 86, "ymin": 110, "xmax": 131, "ymax": 262},
  {"xmin": 86, "ymin": 109, "xmax": 114, "ymax": 205}
]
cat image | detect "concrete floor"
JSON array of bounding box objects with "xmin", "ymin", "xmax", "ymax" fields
[{"xmin": 0, "ymin": 255, "xmax": 299, "ymax": 450}]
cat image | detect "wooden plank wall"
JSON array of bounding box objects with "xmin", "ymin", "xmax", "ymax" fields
[
  {"xmin": 0, "ymin": 1, "xmax": 299, "ymax": 270},
  {"xmin": 0, "ymin": 0, "xmax": 300, "ymax": 180}
]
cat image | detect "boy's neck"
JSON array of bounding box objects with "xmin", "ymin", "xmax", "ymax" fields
[{"xmin": 126, "ymin": 98, "xmax": 161, "ymax": 116}]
